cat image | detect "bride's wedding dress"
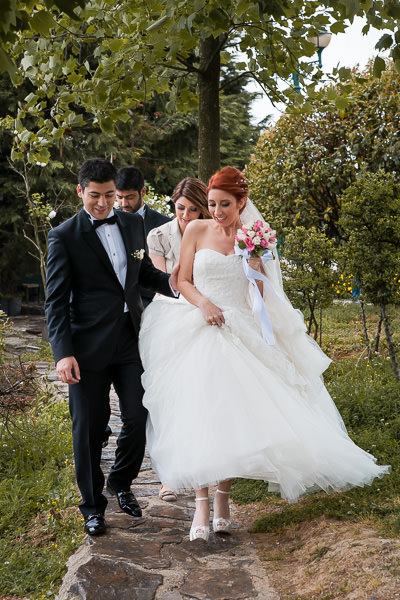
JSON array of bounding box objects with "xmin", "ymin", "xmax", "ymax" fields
[{"xmin": 139, "ymin": 248, "xmax": 389, "ymax": 502}]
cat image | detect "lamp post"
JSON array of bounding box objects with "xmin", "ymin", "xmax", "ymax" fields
[
  {"xmin": 307, "ymin": 31, "xmax": 332, "ymax": 67},
  {"xmin": 293, "ymin": 30, "xmax": 332, "ymax": 92}
]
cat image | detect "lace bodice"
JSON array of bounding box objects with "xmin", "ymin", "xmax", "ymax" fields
[{"xmin": 193, "ymin": 248, "xmax": 250, "ymax": 309}]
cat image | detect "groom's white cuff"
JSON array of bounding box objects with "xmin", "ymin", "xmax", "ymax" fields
[{"xmin": 169, "ymin": 281, "xmax": 180, "ymax": 298}]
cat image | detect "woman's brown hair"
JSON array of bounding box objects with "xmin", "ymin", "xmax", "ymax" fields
[{"xmin": 171, "ymin": 178, "xmax": 210, "ymax": 219}]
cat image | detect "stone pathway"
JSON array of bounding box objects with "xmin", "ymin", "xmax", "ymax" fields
[{"xmin": 5, "ymin": 316, "xmax": 280, "ymax": 600}]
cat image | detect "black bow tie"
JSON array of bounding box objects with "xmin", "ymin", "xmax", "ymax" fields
[{"xmin": 93, "ymin": 215, "xmax": 118, "ymax": 229}]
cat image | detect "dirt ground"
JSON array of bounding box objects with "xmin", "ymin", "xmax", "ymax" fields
[{"xmin": 242, "ymin": 505, "xmax": 400, "ymax": 600}]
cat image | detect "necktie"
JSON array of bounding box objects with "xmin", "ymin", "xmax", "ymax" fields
[{"xmin": 93, "ymin": 215, "xmax": 118, "ymax": 229}]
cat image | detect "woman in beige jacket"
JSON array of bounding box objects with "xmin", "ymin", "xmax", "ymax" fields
[
  {"xmin": 147, "ymin": 177, "xmax": 210, "ymax": 502},
  {"xmin": 148, "ymin": 177, "xmax": 210, "ymax": 272}
]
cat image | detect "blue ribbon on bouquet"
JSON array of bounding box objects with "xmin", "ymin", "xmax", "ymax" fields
[{"xmin": 234, "ymin": 245, "xmax": 282, "ymax": 345}]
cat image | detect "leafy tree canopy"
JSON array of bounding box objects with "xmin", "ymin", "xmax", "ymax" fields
[
  {"xmin": 279, "ymin": 226, "xmax": 337, "ymax": 341},
  {"xmin": 247, "ymin": 61, "xmax": 400, "ymax": 237},
  {"xmin": 2, "ymin": 0, "xmax": 400, "ymax": 181},
  {"xmin": 338, "ymin": 169, "xmax": 400, "ymax": 306}
]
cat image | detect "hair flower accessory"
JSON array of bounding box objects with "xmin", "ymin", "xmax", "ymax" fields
[{"xmin": 132, "ymin": 249, "xmax": 145, "ymax": 261}]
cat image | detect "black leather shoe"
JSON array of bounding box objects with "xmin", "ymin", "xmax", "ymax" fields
[
  {"xmin": 84, "ymin": 513, "xmax": 106, "ymax": 535},
  {"xmin": 106, "ymin": 482, "xmax": 142, "ymax": 517}
]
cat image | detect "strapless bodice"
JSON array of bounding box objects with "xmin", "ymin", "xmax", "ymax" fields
[{"xmin": 193, "ymin": 248, "xmax": 250, "ymax": 309}]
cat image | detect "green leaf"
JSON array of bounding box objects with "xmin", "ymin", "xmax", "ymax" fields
[
  {"xmin": 52, "ymin": 0, "xmax": 83, "ymax": 20},
  {"xmin": 393, "ymin": 59, "xmax": 400, "ymax": 75},
  {"xmin": 330, "ymin": 21, "xmax": 346, "ymax": 35},
  {"xmin": 32, "ymin": 148, "xmax": 51, "ymax": 164},
  {"xmin": 338, "ymin": 67, "xmax": 351, "ymax": 81},
  {"xmin": 108, "ymin": 38, "xmax": 124, "ymax": 52},
  {"xmin": 147, "ymin": 15, "xmax": 169, "ymax": 32},
  {"xmin": 0, "ymin": 48, "xmax": 16, "ymax": 81},
  {"xmin": 375, "ymin": 33, "xmax": 392, "ymax": 51},
  {"xmin": 342, "ymin": 0, "xmax": 360, "ymax": 18},
  {"xmin": 10, "ymin": 148, "xmax": 24, "ymax": 161},
  {"xmin": 99, "ymin": 116, "xmax": 114, "ymax": 133},
  {"xmin": 21, "ymin": 54, "xmax": 36, "ymax": 70},
  {"xmin": 387, "ymin": 4, "xmax": 400, "ymax": 19},
  {"xmin": 24, "ymin": 92, "xmax": 38, "ymax": 104},
  {"xmin": 373, "ymin": 56, "xmax": 386, "ymax": 78},
  {"xmin": 29, "ymin": 10, "xmax": 56, "ymax": 35},
  {"xmin": 334, "ymin": 95, "xmax": 348, "ymax": 109},
  {"xmin": 392, "ymin": 45, "xmax": 400, "ymax": 61}
]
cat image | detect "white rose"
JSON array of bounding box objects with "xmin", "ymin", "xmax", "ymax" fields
[
  {"xmin": 236, "ymin": 231, "xmax": 246, "ymax": 241},
  {"xmin": 48, "ymin": 210, "xmax": 57, "ymax": 219},
  {"xmin": 253, "ymin": 235, "xmax": 261, "ymax": 245},
  {"xmin": 248, "ymin": 230, "xmax": 255, "ymax": 238}
]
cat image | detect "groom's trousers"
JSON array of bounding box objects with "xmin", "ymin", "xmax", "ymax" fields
[{"xmin": 68, "ymin": 313, "xmax": 147, "ymax": 517}]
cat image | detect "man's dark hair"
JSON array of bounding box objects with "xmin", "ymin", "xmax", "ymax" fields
[
  {"xmin": 78, "ymin": 158, "xmax": 117, "ymax": 190},
  {"xmin": 116, "ymin": 166, "xmax": 145, "ymax": 192}
]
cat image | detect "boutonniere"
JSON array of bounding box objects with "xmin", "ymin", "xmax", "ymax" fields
[{"xmin": 132, "ymin": 249, "xmax": 145, "ymax": 261}]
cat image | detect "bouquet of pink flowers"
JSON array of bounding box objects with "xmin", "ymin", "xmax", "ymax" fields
[{"xmin": 235, "ymin": 219, "xmax": 277, "ymax": 257}]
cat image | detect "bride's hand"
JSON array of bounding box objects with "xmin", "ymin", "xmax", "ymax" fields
[
  {"xmin": 247, "ymin": 257, "xmax": 264, "ymax": 272},
  {"xmin": 199, "ymin": 299, "xmax": 225, "ymax": 327}
]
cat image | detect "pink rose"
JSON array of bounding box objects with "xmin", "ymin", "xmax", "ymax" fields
[
  {"xmin": 244, "ymin": 237, "xmax": 255, "ymax": 251},
  {"xmin": 260, "ymin": 239, "xmax": 268, "ymax": 248}
]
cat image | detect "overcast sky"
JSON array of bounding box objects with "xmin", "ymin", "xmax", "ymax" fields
[{"xmin": 250, "ymin": 16, "xmax": 390, "ymax": 124}]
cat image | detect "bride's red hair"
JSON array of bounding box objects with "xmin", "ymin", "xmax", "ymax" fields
[{"xmin": 206, "ymin": 166, "xmax": 248, "ymax": 202}]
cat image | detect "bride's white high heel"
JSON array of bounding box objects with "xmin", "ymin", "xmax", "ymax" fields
[
  {"xmin": 212, "ymin": 489, "xmax": 232, "ymax": 534},
  {"xmin": 190, "ymin": 497, "xmax": 210, "ymax": 541}
]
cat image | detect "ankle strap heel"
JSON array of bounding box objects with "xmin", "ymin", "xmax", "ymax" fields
[
  {"xmin": 213, "ymin": 490, "xmax": 232, "ymax": 534},
  {"xmin": 190, "ymin": 497, "xmax": 210, "ymax": 541}
]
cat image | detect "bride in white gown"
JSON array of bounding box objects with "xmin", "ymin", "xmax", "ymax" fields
[{"xmin": 138, "ymin": 166, "xmax": 389, "ymax": 541}]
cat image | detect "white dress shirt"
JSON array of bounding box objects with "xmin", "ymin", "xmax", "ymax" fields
[{"xmin": 85, "ymin": 208, "xmax": 128, "ymax": 310}]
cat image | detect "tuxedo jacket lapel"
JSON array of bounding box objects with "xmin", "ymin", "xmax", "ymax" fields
[{"xmin": 78, "ymin": 209, "xmax": 122, "ymax": 287}]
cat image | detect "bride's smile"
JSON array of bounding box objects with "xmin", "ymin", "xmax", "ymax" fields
[{"xmin": 207, "ymin": 188, "xmax": 245, "ymax": 229}]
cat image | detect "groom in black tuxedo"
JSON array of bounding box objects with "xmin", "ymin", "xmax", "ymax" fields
[{"xmin": 45, "ymin": 159, "xmax": 177, "ymax": 535}]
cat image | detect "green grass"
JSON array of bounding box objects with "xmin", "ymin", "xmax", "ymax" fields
[
  {"xmin": 0, "ymin": 375, "xmax": 84, "ymax": 599},
  {"xmin": 232, "ymin": 302, "xmax": 400, "ymax": 536},
  {"xmin": 22, "ymin": 339, "xmax": 54, "ymax": 362}
]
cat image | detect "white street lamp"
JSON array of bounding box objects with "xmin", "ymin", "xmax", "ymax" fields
[
  {"xmin": 293, "ymin": 31, "xmax": 332, "ymax": 91},
  {"xmin": 308, "ymin": 31, "xmax": 332, "ymax": 67}
]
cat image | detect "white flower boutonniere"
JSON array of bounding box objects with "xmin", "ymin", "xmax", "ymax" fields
[{"xmin": 132, "ymin": 249, "xmax": 145, "ymax": 261}]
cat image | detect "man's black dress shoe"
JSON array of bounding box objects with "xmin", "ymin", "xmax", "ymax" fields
[
  {"xmin": 106, "ymin": 482, "xmax": 142, "ymax": 517},
  {"xmin": 84, "ymin": 513, "xmax": 106, "ymax": 535}
]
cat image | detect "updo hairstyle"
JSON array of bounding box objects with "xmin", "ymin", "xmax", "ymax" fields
[{"xmin": 206, "ymin": 166, "xmax": 248, "ymax": 212}]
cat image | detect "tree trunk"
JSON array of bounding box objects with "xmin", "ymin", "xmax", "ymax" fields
[
  {"xmin": 319, "ymin": 306, "xmax": 322, "ymax": 347},
  {"xmin": 360, "ymin": 300, "xmax": 371, "ymax": 359},
  {"xmin": 374, "ymin": 310, "xmax": 383, "ymax": 353},
  {"xmin": 198, "ymin": 35, "xmax": 220, "ymax": 183},
  {"xmin": 380, "ymin": 300, "xmax": 400, "ymax": 381}
]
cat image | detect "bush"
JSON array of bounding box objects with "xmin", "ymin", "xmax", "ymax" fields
[{"xmin": 0, "ymin": 371, "xmax": 83, "ymax": 599}]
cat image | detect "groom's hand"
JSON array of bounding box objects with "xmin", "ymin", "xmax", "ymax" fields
[
  {"xmin": 56, "ymin": 356, "xmax": 81, "ymax": 385},
  {"xmin": 169, "ymin": 264, "xmax": 180, "ymax": 294}
]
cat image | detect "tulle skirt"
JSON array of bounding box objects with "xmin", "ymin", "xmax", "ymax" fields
[{"xmin": 139, "ymin": 296, "xmax": 390, "ymax": 503}]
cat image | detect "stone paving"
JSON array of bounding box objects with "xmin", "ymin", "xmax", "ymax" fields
[{"xmin": 5, "ymin": 315, "xmax": 280, "ymax": 600}]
